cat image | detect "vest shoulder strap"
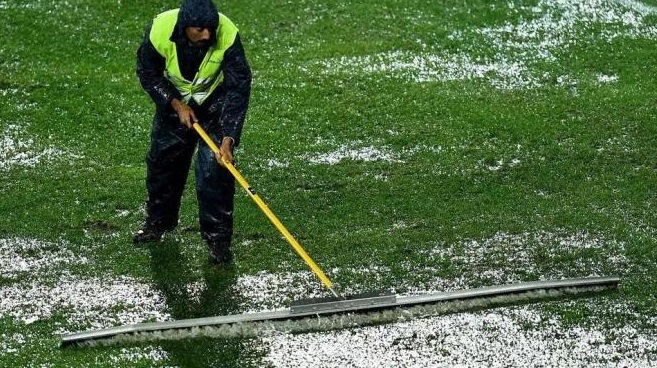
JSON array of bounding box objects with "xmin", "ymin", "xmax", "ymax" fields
[{"xmin": 149, "ymin": 9, "xmax": 179, "ymax": 57}]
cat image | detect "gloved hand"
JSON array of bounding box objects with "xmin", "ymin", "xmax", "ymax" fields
[
  {"xmin": 215, "ymin": 137, "xmax": 235, "ymax": 167},
  {"xmin": 170, "ymin": 98, "xmax": 197, "ymax": 128}
]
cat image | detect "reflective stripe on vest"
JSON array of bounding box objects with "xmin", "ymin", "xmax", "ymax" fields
[{"xmin": 149, "ymin": 9, "xmax": 238, "ymax": 104}]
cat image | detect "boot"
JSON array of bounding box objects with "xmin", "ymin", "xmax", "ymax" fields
[
  {"xmin": 132, "ymin": 225, "xmax": 165, "ymax": 244},
  {"xmin": 208, "ymin": 240, "xmax": 233, "ymax": 265}
]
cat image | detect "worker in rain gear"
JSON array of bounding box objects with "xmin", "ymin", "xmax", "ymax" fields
[{"xmin": 134, "ymin": 0, "xmax": 251, "ymax": 265}]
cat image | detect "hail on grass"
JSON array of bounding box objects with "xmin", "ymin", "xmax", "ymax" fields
[
  {"xmin": 315, "ymin": 0, "xmax": 657, "ymax": 90},
  {"xmin": 0, "ymin": 123, "xmax": 81, "ymax": 172}
]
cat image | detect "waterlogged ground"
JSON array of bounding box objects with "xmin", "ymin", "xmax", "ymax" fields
[
  {"xmin": 2, "ymin": 0, "xmax": 657, "ymax": 366},
  {"xmin": 1, "ymin": 229, "xmax": 655, "ymax": 367}
]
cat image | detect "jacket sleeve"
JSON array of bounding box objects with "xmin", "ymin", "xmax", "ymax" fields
[
  {"xmin": 136, "ymin": 21, "xmax": 182, "ymax": 110},
  {"xmin": 214, "ymin": 34, "xmax": 252, "ymax": 147}
]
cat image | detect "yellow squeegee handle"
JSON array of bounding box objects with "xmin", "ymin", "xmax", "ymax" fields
[{"xmin": 193, "ymin": 123, "xmax": 338, "ymax": 297}]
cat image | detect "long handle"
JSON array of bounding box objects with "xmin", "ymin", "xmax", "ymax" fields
[{"xmin": 193, "ymin": 123, "xmax": 339, "ymax": 297}]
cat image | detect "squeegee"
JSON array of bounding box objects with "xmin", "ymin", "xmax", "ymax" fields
[{"xmin": 61, "ymin": 276, "xmax": 619, "ymax": 346}]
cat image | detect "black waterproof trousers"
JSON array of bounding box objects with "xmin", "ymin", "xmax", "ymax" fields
[{"xmin": 144, "ymin": 111, "xmax": 235, "ymax": 244}]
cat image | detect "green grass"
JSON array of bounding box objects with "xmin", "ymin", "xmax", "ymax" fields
[{"xmin": 1, "ymin": 0, "xmax": 657, "ymax": 366}]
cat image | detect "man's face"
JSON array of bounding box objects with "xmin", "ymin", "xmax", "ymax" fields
[{"xmin": 185, "ymin": 27, "xmax": 211, "ymax": 46}]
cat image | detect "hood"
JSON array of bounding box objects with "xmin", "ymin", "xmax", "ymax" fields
[{"xmin": 171, "ymin": 0, "xmax": 219, "ymax": 44}]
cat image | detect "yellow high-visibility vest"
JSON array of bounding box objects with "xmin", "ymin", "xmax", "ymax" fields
[{"xmin": 149, "ymin": 9, "xmax": 238, "ymax": 104}]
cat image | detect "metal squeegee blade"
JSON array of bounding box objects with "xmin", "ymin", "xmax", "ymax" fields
[
  {"xmin": 290, "ymin": 291, "xmax": 397, "ymax": 314},
  {"xmin": 59, "ymin": 276, "xmax": 619, "ymax": 347}
]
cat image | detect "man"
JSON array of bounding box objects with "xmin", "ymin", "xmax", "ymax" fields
[{"xmin": 134, "ymin": 0, "xmax": 251, "ymax": 265}]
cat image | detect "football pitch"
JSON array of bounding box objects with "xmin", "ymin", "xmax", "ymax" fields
[{"xmin": 1, "ymin": 0, "xmax": 656, "ymax": 366}]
